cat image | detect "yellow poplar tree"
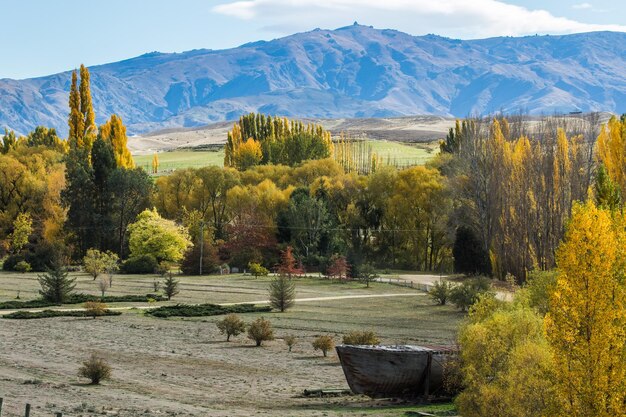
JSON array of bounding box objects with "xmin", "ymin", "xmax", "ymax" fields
[
  {"xmin": 68, "ymin": 70, "xmax": 84, "ymax": 149},
  {"xmin": 98, "ymin": 114, "xmax": 134, "ymax": 168},
  {"xmin": 233, "ymin": 138, "xmax": 262, "ymax": 171},
  {"xmin": 152, "ymin": 153, "xmax": 159, "ymax": 174},
  {"xmin": 596, "ymin": 115, "xmax": 626, "ymax": 194},
  {"xmin": 545, "ymin": 201, "xmax": 626, "ymax": 417},
  {"xmin": 79, "ymin": 64, "xmax": 97, "ymax": 149}
]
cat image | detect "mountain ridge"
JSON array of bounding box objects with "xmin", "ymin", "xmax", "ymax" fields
[{"xmin": 1, "ymin": 24, "xmax": 625, "ymax": 136}]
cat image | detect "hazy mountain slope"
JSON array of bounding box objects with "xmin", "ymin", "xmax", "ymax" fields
[{"xmin": 1, "ymin": 24, "xmax": 625, "ymax": 136}]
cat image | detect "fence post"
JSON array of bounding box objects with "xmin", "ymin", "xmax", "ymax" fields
[
  {"xmin": 0, "ymin": 397, "xmax": 3, "ymax": 417},
  {"xmin": 24, "ymin": 403, "xmax": 30, "ymax": 417}
]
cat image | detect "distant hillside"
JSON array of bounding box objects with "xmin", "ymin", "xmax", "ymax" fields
[{"xmin": 1, "ymin": 24, "xmax": 625, "ymax": 136}]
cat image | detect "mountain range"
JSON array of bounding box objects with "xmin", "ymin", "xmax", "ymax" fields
[{"xmin": 1, "ymin": 23, "xmax": 625, "ymax": 136}]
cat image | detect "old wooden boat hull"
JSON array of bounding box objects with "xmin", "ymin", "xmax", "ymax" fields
[{"xmin": 335, "ymin": 345, "xmax": 457, "ymax": 398}]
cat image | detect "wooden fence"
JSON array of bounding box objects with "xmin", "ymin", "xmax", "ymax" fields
[
  {"xmin": 376, "ymin": 276, "xmax": 433, "ymax": 292},
  {"xmin": 0, "ymin": 398, "xmax": 63, "ymax": 416}
]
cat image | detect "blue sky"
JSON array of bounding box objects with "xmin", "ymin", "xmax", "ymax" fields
[{"xmin": 1, "ymin": 0, "xmax": 625, "ymax": 80}]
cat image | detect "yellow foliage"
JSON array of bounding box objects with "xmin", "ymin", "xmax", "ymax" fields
[
  {"xmin": 545, "ymin": 201, "xmax": 626, "ymax": 416},
  {"xmin": 152, "ymin": 153, "xmax": 159, "ymax": 174},
  {"xmin": 99, "ymin": 114, "xmax": 134, "ymax": 169},
  {"xmin": 233, "ymin": 138, "xmax": 262, "ymax": 171},
  {"xmin": 457, "ymin": 297, "xmax": 557, "ymax": 417},
  {"xmin": 597, "ymin": 116, "xmax": 626, "ymax": 194}
]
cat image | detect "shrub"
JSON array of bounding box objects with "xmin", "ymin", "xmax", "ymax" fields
[
  {"xmin": 2, "ymin": 254, "xmax": 23, "ymax": 271},
  {"xmin": 0, "ymin": 294, "xmax": 164, "ymax": 310},
  {"xmin": 312, "ymin": 335, "xmax": 334, "ymax": 357},
  {"xmin": 449, "ymin": 276, "xmax": 492, "ymax": 312},
  {"xmin": 78, "ymin": 353, "xmax": 112, "ymax": 385},
  {"xmin": 84, "ymin": 301, "xmax": 107, "ymax": 319},
  {"xmin": 269, "ymin": 275, "xmax": 295, "ymax": 312},
  {"xmin": 154, "ymin": 261, "xmax": 171, "ymax": 277},
  {"xmin": 342, "ymin": 330, "xmax": 380, "ymax": 346},
  {"xmin": 3, "ymin": 309, "xmax": 121, "ymax": 319},
  {"xmin": 145, "ymin": 303, "xmax": 270, "ymax": 318},
  {"xmin": 216, "ymin": 313, "xmax": 246, "ymax": 341},
  {"xmin": 15, "ymin": 261, "xmax": 32, "ymax": 273},
  {"xmin": 284, "ymin": 335, "xmax": 297, "ymax": 352},
  {"xmin": 120, "ymin": 255, "xmax": 158, "ymax": 274},
  {"xmin": 163, "ymin": 272, "xmax": 179, "ymax": 300},
  {"xmin": 83, "ymin": 249, "xmax": 118, "ymax": 280},
  {"xmin": 358, "ymin": 263, "xmax": 379, "ymax": 287},
  {"xmin": 524, "ymin": 270, "xmax": 557, "ymax": 315},
  {"xmin": 429, "ymin": 279, "xmax": 454, "ymax": 305},
  {"xmin": 248, "ymin": 262, "xmax": 269, "ymax": 278},
  {"xmin": 247, "ymin": 317, "xmax": 274, "ymax": 347}
]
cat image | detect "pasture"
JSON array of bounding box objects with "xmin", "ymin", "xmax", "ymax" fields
[
  {"xmin": 0, "ymin": 271, "xmax": 461, "ymax": 416},
  {"xmin": 132, "ymin": 140, "xmax": 439, "ymax": 173}
]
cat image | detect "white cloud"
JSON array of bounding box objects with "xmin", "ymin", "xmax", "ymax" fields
[
  {"xmin": 572, "ymin": 2, "xmax": 607, "ymax": 12},
  {"xmin": 212, "ymin": 0, "xmax": 626, "ymax": 39}
]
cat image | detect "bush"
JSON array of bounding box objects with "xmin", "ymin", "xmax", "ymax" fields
[
  {"xmin": 358, "ymin": 263, "xmax": 379, "ymax": 287},
  {"xmin": 312, "ymin": 335, "xmax": 334, "ymax": 357},
  {"xmin": 449, "ymin": 276, "xmax": 492, "ymax": 312},
  {"xmin": 429, "ymin": 279, "xmax": 454, "ymax": 305},
  {"xmin": 269, "ymin": 275, "xmax": 295, "ymax": 312},
  {"xmin": 120, "ymin": 255, "xmax": 158, "ymax": 274},
  {"xmin": 342, "ymin": 330, "xmax": 380, "ymax": 346},
  {"xmin": 248, "ymin": 262, "xmax": 269, "ymax": 278},
  {"xmin": 78, "ymin": 353, "xmax": 112, "ymax": 385},
  {"xmin": 524, "ymin": 270, "xmax": 557, "ymax": 315},
  {"xmin": 284, "ymin": 335, "xmax": 297, "ymax": 352},
  {"xmin": 84, "ymin": 301, "xmax": 107, "ymax": 319},
  {"xmin": 3, "ymin": 309, "xmax": 121, "ymax": 319},
  {"xmin": 216, "ymin": 313, "xmax": 246, "ymax": 341},
  {"xmin": 146, "ymin": 303, "xmax": 270, "ymax": 318},
  {"xmin": 15, "ymin": 261, "xmax": 32, "ymax": 273},
  {"xmin": 0, "ymin": 293, "xmax": 166, "ymax": 310},
  {"xmin": 2, "ymin": 254, "xmax": 23, "ymax": 271},
  {"xmin": 247, "ymin": 317, "xmax": 275, "ymax": 347}
]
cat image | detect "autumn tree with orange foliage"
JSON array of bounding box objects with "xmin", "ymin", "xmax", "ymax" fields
[
  {"xmin": 327, "ymin": 254, "xmax": 350, "ymax": 280},
  {"xmin": 277, "ymin": 246, "xmax": 302, "ymax": 279}
]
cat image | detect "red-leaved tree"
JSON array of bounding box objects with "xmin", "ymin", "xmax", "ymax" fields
[
  {"xmin": 327, "ymin": 255, "xmax": 350, "ymax": 281},
  {"xmin": 277, "ymin": 246, "xmax": 303, "ymax": 279}
]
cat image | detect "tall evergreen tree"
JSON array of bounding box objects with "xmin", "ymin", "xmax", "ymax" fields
[
  {"xmin": 62, "ymin": 147, "xmax": 96, "ymax": 256},
  {"xmin": 91, "ymin": 137, "xmax": 117, "ymax": 251}
]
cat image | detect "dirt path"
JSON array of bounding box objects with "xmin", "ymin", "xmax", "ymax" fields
[{"xmin": 0, "ymin": 293, "xmax": 425, "ymax": 316}]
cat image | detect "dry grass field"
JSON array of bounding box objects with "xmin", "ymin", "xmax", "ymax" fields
[{"xmin": 0, "ymin": 272, "xmax": 462, "ymax": 416}]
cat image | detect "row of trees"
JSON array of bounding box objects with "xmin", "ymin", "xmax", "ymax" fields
[
  {"xmin": 152, "ymin": 158, "xmax": 450, "ymax": 274},
  {"xmin": 224, "ymin": 113, "xmax": 334, "ymax": 169},
  {"xmin": 440, "ymin": 113, "xmax": 617, "ymax": 281}
]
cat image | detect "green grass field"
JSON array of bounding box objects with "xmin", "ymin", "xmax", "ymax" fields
[
  {"xmin": 133, "ymin": 149, "xmax": 225, "ymax": 173},
  {"xmin": 132, "ymin": 140, "xmax": 439, "ymax": 174},
  {"xmin": 367, "ymin": 140, "xmax": 439, "ymax": 167}
]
